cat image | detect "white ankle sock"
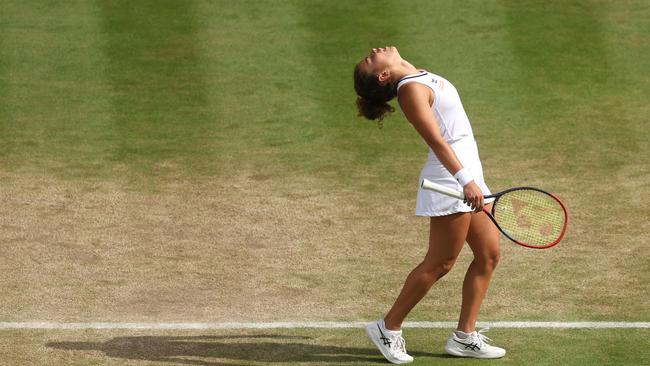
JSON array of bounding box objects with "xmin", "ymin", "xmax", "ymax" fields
[
  {"xmin": 454, "ymin": 330, "xmax": 470, "ymax": 339},
  {"xmin": 380, "ymin": 319, "xmax": 402, "ymax": 335}
]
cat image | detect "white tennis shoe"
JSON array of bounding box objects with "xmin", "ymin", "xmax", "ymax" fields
[
  {"xmin": 444, "ymin": 328, "xmax": 506, "ymax": 359},
  {"xmin": 365, "ymin": 319, "xmax": 414, "ymax": 364}
]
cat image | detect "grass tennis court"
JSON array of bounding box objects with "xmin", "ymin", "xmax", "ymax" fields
[
  {"xmin": 1, "ymin": 328, "xmax": 649, "ymax": 365},
  {"xmin": 1, "ymin": 0, "xmax": 648, "ymax": 364}
]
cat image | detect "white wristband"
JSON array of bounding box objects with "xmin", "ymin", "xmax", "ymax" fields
[{"xmin": 454, "ymin": 168, "xmax": 474, "ymax": 187}]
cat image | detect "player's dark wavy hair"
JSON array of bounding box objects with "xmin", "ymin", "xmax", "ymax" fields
[{"xmin": 353, "ymin": 63, "xmax": 397, "ymax": 123}]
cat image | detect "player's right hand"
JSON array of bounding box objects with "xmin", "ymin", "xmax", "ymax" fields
[{"xmin": 462, "ymin": 181, "xmax": 484, "ymax": 213}]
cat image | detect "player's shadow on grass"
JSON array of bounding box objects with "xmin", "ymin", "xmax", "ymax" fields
[{"xmin": 47, "ymin": 334, "xmax": 437, "ymax": 365}]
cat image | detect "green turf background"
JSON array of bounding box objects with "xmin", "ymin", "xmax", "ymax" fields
[{"xmin": 1, "ymin": 0, "xmax": 649, "ymax": 364}]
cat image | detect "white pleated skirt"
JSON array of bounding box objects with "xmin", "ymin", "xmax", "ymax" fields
[{"xmin": 416, "ymin": 137, "xmax": 493, "ymax": 217}]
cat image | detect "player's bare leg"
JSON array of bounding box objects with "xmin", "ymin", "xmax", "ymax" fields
[
  {"xmin": 383, "ymin": 212, "xmax": 471, "ymax": 331},
  {"xmin": 457, "ymin": 202, "xmax": 500, "ymax": 332},
  {"xmin": 444, "ymin": 202, "xmax": 505, "ymax": 359}
]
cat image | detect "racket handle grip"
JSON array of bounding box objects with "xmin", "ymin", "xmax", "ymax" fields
[{"xmin": 421, "ymin": 178, "xmax": 466, "ymax": 200}]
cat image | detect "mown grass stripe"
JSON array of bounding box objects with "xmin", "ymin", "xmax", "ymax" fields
[
  {"xmin": 0, "ymin": 1, "xmax": 113, "ymax": 177},
  {"xmin": 1, "ymin": 321, "xmax": 648, "ymax": 330}
]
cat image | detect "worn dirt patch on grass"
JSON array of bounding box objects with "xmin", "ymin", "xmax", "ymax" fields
[{"xmin": 2, "ymin": 167, "xmax": 648, "ymax": 323}]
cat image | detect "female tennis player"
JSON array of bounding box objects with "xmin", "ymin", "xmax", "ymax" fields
[{"xmin": 354, "ymin": 46, "xmax": 505, "ymax": 363}]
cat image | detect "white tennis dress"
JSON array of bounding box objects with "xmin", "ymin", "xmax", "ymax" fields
[{"xmin": 396, "ymin": 70, "xmax": 493, "ymax": 216}]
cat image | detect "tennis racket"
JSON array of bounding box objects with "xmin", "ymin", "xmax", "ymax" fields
[{"xmin": 420, "ymin": 178, "xmax": 568, "ymax": 249}]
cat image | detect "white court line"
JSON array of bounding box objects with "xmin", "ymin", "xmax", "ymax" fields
[{"xmin": 0, "ymin": 321, "xmax": 649, "ymax": 330}]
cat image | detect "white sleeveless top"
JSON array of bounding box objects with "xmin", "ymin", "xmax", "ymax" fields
[
  {"xmin": 397, "ymin": 71, "xmax": 493, "ymax": 216},
  {"xmin": 396, "ymin": 71, "xmax": 474, "ymax": 144}
]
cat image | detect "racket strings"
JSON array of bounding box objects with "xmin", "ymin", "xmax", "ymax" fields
[{"xmin": 493, "ymin": 190, "xmax": 566, "ymax": 247}]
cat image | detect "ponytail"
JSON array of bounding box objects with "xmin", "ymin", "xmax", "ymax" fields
[
  {"xmin": 353, "ymin": 63, "xmax": 397, "ymax": 122},
  {"xmin": 355, "ymin": 96, "xmax": 395, "ymax": 122}
]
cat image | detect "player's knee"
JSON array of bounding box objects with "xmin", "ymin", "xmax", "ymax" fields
[
  {"xmin": 488, "ymin": 252, "xmax": 500, "ymax": 269},
  {"xmin": 477, "ymin": 251, "xmax": 500, "ymax": 271},
  {"xmin": 434, "ymin": 258, "xmax": 457, "ymax": 279}
]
